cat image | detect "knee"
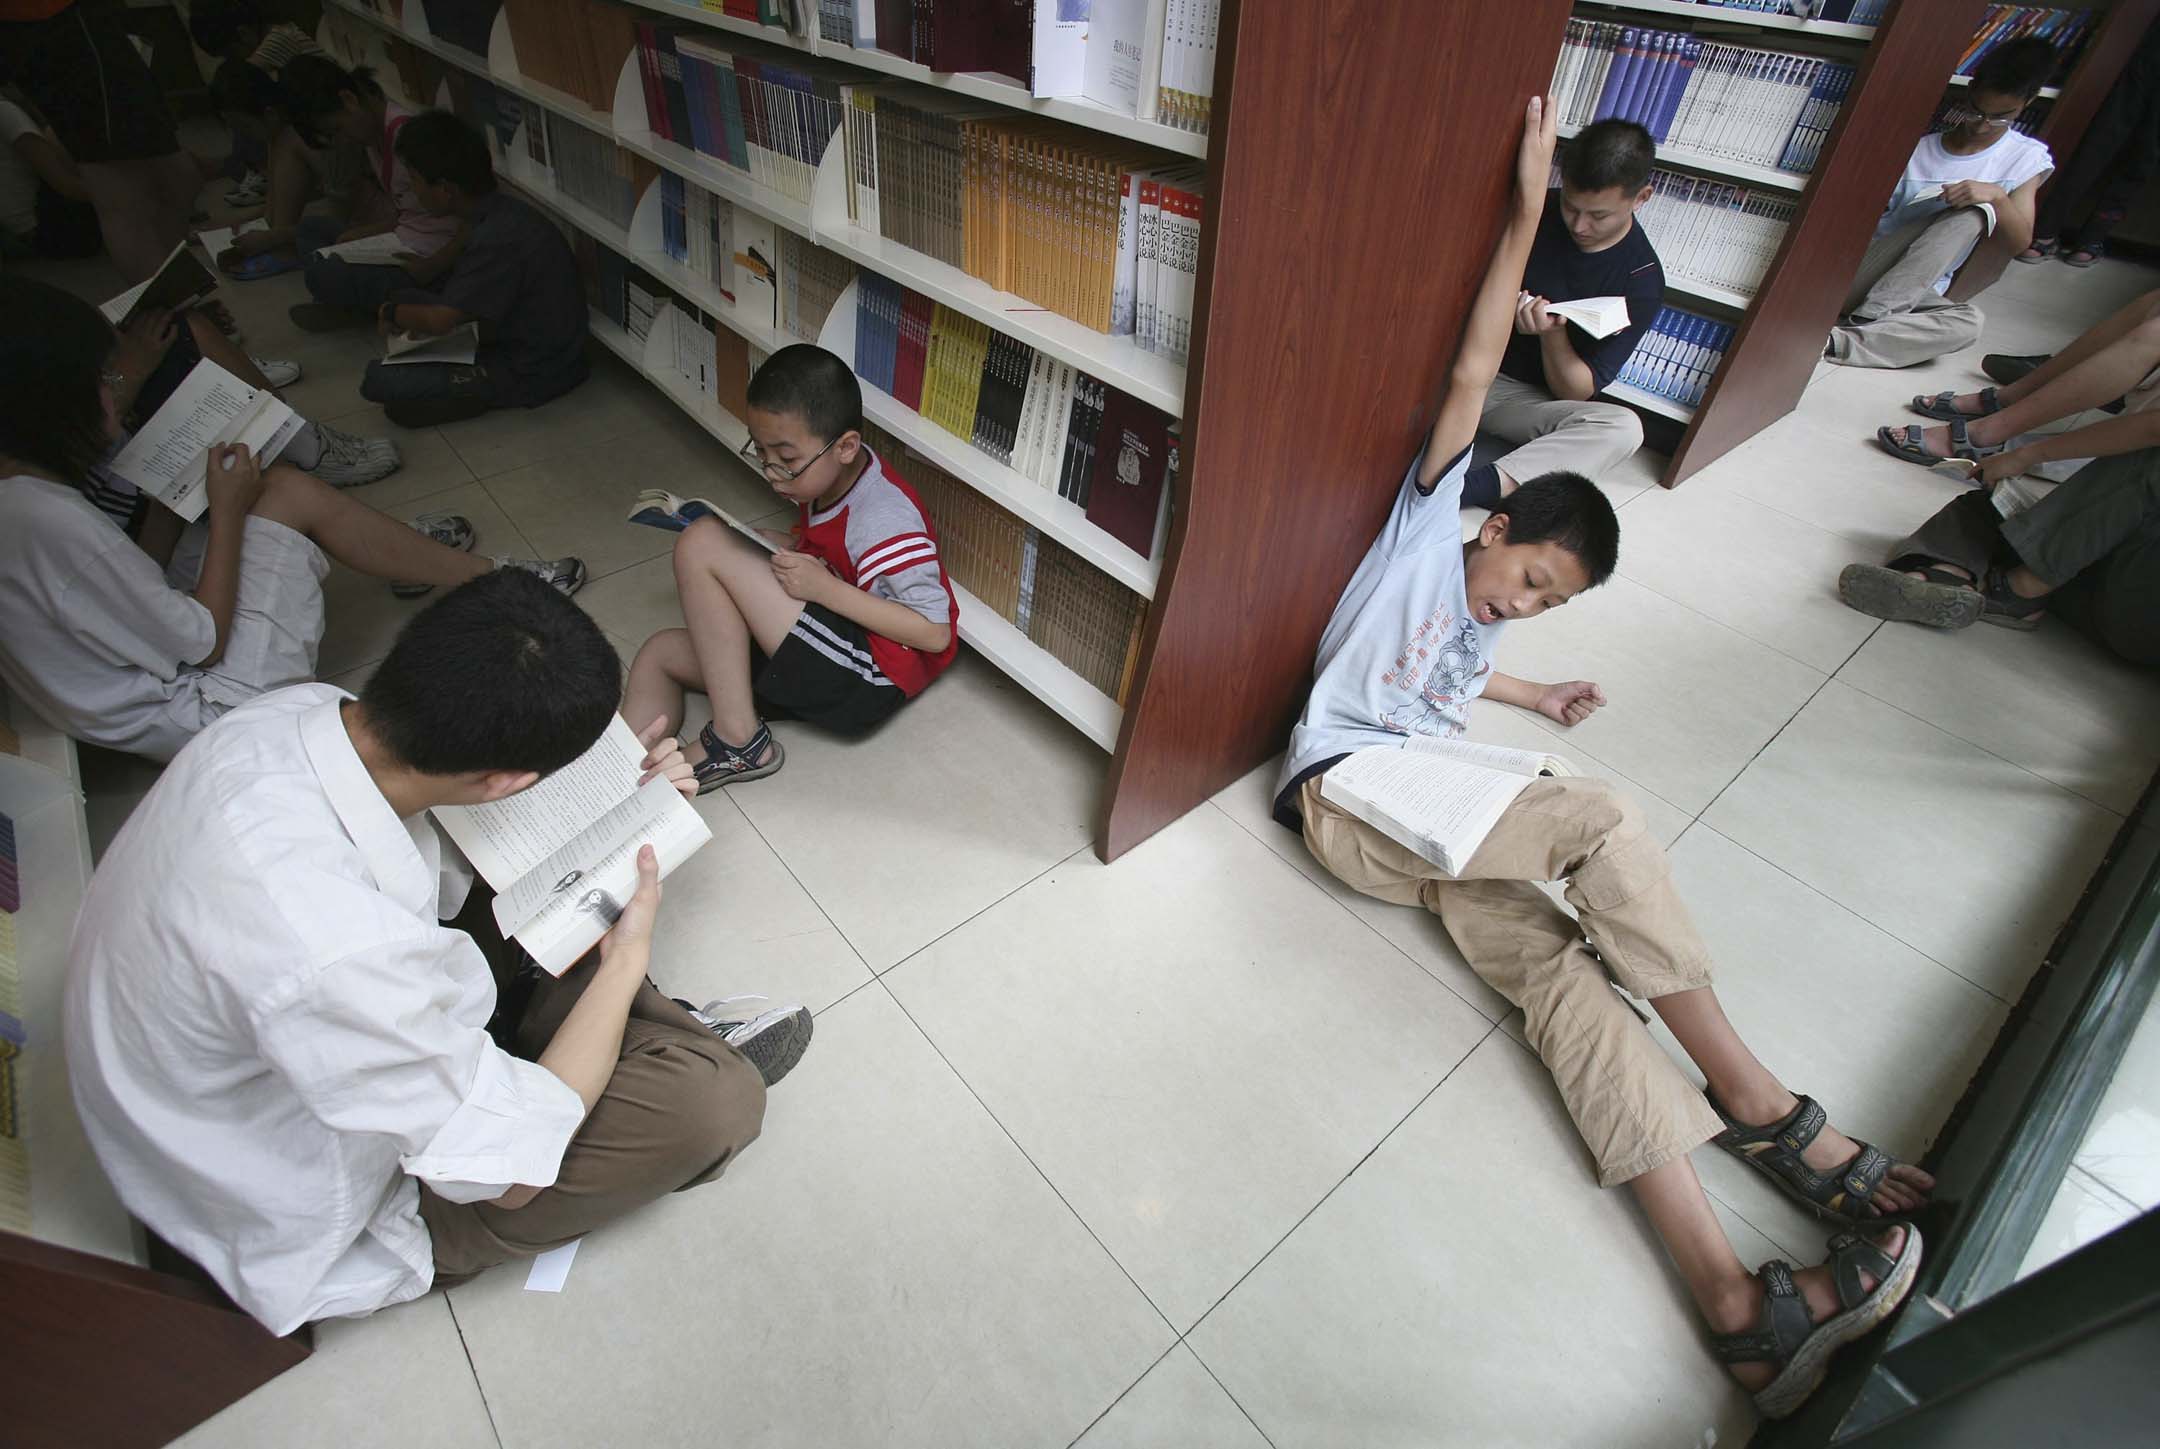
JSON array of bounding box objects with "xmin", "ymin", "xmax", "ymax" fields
[
  {"xmin": 1571, "ymin": 777, "xmax": 1646, "ymax": 845},
  {"xmin": 666, "ymin": 1043, "xmax": 766, "ymax": 1180},
  {"xmin": 1585, "ymin": 402, "xmax": 1643, "ymax": 453},
  {"xmin": 358, "ymin": 361, "xmax": 389, "ymax": 403},
  {"xmin": 673, "ymin": 516, "xmax": 730, "ymax": 572}
]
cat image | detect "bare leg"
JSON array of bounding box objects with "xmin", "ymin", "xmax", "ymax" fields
[
  {"xmin": 1653, "ymin": 987, "xmax": 1933, "ymax": 1215},
  {"xmin": 79, "ymin": 155, "xmax": 199, "ymax": 281},
  {"xmin": 1957, "ymin": 288, "xmax": 2160, "ymax": 415},
  {"xmin": 185, "ymin": 313, "xmax": 273, "ymax": 390},
  {"xmin": 671, "ymin": 520, "xmax": 801, "ymax": 761},
  {"xmin": 1956, "ymin": 311, "xmax": 2160, "ymax": 447},
  {"xmin": 1634, "ymin": 1156, "xmax": 1913, "ymax": 1392},
  {"xmin": 249, "ymin": 465, "xmax": 492, "ymax": 586},
  {"xmin": 623, "ymin": 628, "xmax": 700, "ymax": 744}
]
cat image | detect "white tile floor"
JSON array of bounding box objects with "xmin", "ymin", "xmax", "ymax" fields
[{"xmin": 41, "ymin": 243, "xmax": 2160, "ymax": 1446}]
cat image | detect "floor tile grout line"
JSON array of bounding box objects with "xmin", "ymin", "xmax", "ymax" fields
[
  {"xmin": 862, "ymin": 834, "xmax": 1098, "ymax": 983},
  {"xmin": 441, "ymin": 1294, "xmax": 509, "ymax": 1449},
  {"xmin": 1178, "ymin": 1347, "xmax": 1285, "ymax": 1449},
  {"xmin": 866, "ymin": 972, "xmax": 1185, "ymax": 1339},
  {"xmin": 1060, "ymin": 1343, "xmax": 1183, "ymax": 1449}
]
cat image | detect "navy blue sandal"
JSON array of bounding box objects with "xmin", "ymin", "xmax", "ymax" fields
[{"xmin": 690, "ymin": 720, "xmax": 784, "ymax": 792}]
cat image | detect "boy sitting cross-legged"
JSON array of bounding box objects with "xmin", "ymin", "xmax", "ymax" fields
[
  {"xmin": 1273, "ymin": 96, "xmax": 1933, "ymax": 1422},
  {"xmin": 625, "ymin": 345, "xmax": 958, "ymax": 789}
]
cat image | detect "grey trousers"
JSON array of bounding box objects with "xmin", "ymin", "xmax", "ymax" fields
[
  {"xmin": 1890, "ymin": 449, "xmax": 2160, "ymax": 664},
  {"xmin": 1481, "ymin": 373, "xmax": 1646, "ymax": 483},
  {"xmin": 1827, "ymin": 209, "xmax": 1989, "ymax": 369}
]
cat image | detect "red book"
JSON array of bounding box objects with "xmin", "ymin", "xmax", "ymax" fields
[
  {"xmin": 895, "ymin": 291, "xmax": 935, "ymax": 410},
  {"xmin": 634, "ymin": 23, "xmax": 667, "ymax": 141},
  {"xmin": 1083, "ymin": 389, "xmax": 1176, "ymax": 559}
]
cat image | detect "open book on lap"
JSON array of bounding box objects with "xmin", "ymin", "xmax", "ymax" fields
[
  {"xmin": 1544, "ymin": 295, "xmax": 1630, "ymax": 339},
  {"xmin": 1319, "ymin": 735, "xmax": 1573, "ymax": 877},
  {"xmin": 431, "ymin": 716, "xmax": 713, "ymax": 974},
  {"xmin": 311, "ymin": 233, "xmax": 410, "ymax": 266},
  {"xmin": 103, "ymin": 359, "xmax": 303, "ymax": 522},
  {"xmin": 383, "ymin": 323, "xmax": 479, "ymax": 367},
  {"xmin": 625, "ymin": 491, "xmax": 781, "ymax": 551},
  {"xmin": 100, "ymin": 241, "xmax": 220, "ymax": 328}
]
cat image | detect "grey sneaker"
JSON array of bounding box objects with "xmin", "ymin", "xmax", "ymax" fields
[
  {"xmin": 691, "ymin": 996, "xmax": 814, "ymax": 1087},
  {"xmin": 252, "ymin": 355, "xmax": 302, "ymax": 388},
  {"xmin": 390, "ymin": 512, "xmax": 476, "ymax": 599},
  {"xmin": 311, "ymin": 424, "xmax": 402, "ymax": 487},
  {"xmin": 494, "ymin": 555, "xmax": 587, "ymax": 597}
]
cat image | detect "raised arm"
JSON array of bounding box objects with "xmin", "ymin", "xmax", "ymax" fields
[{"xmin": 1419, "ymin": 96, "xmax": 1559, "ymax": 489}]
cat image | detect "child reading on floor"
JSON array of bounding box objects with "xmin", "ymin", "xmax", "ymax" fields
[
  {"xmin": 1273, "ymin": 95, "xmax": 1931, "ymax": 1422},
  {"xmin": 624, "ymin": 345, "xmax": 958, "ymax": 789}
]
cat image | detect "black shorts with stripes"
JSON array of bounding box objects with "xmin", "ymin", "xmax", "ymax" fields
[{"xmin": 753, "ymin": 602, "xmax": 908, "ymax": 736}]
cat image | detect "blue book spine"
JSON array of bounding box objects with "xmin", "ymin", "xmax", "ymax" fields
[
  {"xmin": 1592, "ymin": 28, "xmax": 1641, "ymax": 123},
  {"xmin": 681, "ymin": 55, "xmax": 712, "ymax": 159},
  {"xmin": 1650, "ymin": 38, "xmax": 1698, "ymax": 141},
  {"xmin": 1621, "ymin": 31, "xmax": 1669, "ymax": 126},
  {"xmin": 1658, "ymin": 314, "xmax": 1690, "ymax": 400}
]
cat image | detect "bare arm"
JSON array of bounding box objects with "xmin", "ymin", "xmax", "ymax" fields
[
  {"xmin": 1984, "ymin": 407, "xmax": 2160, "ymax": 482},
  {"xmin": 1420, "ymin": 97, "xmax": 1559, "ymax": 488},
  {"xmin": 1533, "ymin": 304, "xmax": 1598, "ymax": 402},
  {"xmin": 1486, "ymin": 670, "xmax": 1607, "ymax": 727},
  {"xmin": 189, "ymin": 445, "xmax": 268, "ymax": 666},
  {"xmin": 12, "ymin": 131, "xmax": 86, "ymax": 201},
  {"xmin": 381, "ymin": 301, "xmax": 472, "ymax": 339}
]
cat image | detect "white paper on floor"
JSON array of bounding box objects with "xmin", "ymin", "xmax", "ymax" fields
[{"xmin": 524, "ymin": 1238, "xmax": 582, "ymax": 1292}]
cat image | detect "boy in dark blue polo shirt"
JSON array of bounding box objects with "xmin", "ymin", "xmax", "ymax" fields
[{"xmin": 1463, "ymin": 118, "xmax": 1665, "ymax": 509}]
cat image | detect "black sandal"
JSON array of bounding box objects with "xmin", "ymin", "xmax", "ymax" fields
[
  {"xmin": 1908, "ymin": 387, "xmax": 2000, "ymax": 422},
  {"xmin": 1712, "ymin": 1227, "xmax": 1923, "ymax": 1420},
  {"xmin": 689, "ymin": 720, "xmax": 785, "ymax": 793},
  {"xmin": 1709, "ymin": 1093, "xmax": 1905, "ymax": 1222}
]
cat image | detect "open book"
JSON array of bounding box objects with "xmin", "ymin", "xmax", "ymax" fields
[
  {"xmin": 431, "ymin": 716, "xmax": 713, "ymax": 974},
  {"xmin": 196, "ymin": 218, "xmax": 269, "ymax": 258},
  {"xmin": 103, "ymin": 359, "xmax": 303, "ymax": 522},
  {"xmin": 1544, "ymin": 295, "xmax": 1630, "ymax": 339},
  {"xmin": 383, "ymin": 322, "xmax": 479, "ymax": 367},
  {"xmin": 311, "ymin": 233, "xmax": 410, "ymax": 266},
  {"xmin": 1909, "ymin": 184, "xmax": 1998, "ymax": 237},
  {"xmin": 99, "ymin": 241, "xmax": 220, "ymax": 328},
  {"xmin": 625, "ymin": 490, "xmax": 783, "ymax": 551},
  {"xmin": 1319, "ymin": 736, "xmax": 1574, "ymax": 877}
]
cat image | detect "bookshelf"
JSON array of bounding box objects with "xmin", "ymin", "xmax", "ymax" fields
[{"xmin": 1581, "ymin": 0, "xmax": 1879, "ymax": 41}]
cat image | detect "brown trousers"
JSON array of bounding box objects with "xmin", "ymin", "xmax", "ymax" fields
[
  {"xmin": 418, "ymin": 895, "xmax": 767, "ymax": 1280},
  {"xmin": 1300, "ymin": 774, "xmax": 1722, "ymax": 1186}
]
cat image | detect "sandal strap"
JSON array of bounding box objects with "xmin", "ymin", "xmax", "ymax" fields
[
  {"xmin": 1825, "ymin": 1230, "xmax": 1898, "ymax": 1311},
  {"xmin": 1712, "ymin": 1091, "xmax": 1827, "ymax": 1158},
  {"xmin": 694, "ymin": 720, "xmax": 774, "ymax": 781},
  {"xmin": 1709, "ymin": 1260, "xmax": 1815, "ymax": 1366},
  {"xmin": 1823, "ymin": 1141, "xmax": 1893, "ymax": 1218}
]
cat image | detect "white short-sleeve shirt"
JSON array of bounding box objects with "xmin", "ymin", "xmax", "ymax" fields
[
  {"xmin": 66, "ymin": 685, "xmax": 587, "ymax": 1333},
  {"xmin": 1877, "ymin": 129, "xmax": 2055, "ymax": 293}
]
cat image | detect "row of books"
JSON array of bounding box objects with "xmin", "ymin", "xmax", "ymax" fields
[
  {"xmin": 498, "ymin": 0, "xmax": 637, "ymax": 112},
  {"xmin": 1552, "ymin": 22, "xmax": 1854, "ymax": 175},
  {"xmin": 853, "ymin": 270, "xmax": 1172, "ymax": 558},
  {"xmin": 659, "ymin": 172, "xmax": 737, "ymax": 305},
  {"xmin": 839, "ymin": 89, "xmax": 1205, "ymax": 352},
  {"xmin": 1614, "ymin": 307, "xmax": 1731, "ymax": 409},
  {"xmin": 1617, "ymin": 0, "xmax": 1881, "ymax": 18},
  {"xmin": 544, "ymin": 113, "xmax": 655, "ymax": 229},
  {"xmin": 871, "ymin": 421, "xmax": 1151, "ymax": 705},
  {"xmin": 631, "ymin": 25, "xmax": 847, "ymax": 206},
  {"xmin": 1955, "ymin": 5, "xmax": 2096, "ymax": 85},
  {"xmin": 1156, "ymin": 0, "xmax": 1218, "ymax": 136},
  {"xmin": 1635, "ymin": 168, "xmax": 1796, "ymax": 297}
]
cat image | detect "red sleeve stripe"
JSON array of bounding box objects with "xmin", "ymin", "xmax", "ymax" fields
[{"xmin": 855, "ymin": 533, "xmax": 941, "ymax": 580}]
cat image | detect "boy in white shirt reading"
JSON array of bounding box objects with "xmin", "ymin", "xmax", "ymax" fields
[
  {"xmin": 1827, "ymin": 38, "xmax": 2057, "ymax": 370},
  {"xmin": 1275, "ymin": 96, "xmax": 1931, "ymax": 1422},
  {"xmin": 67, "ymin": 570, "xmax": 813, "ymax": 1333}
]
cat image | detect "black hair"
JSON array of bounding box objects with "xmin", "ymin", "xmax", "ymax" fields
[
  {"xmin": 357, "ymin": 569, "xmax": 622, "ymax": 778},
  {"xmin": 0, "ymin": 276, "xmax": 117, "ymax": 485},
  {"xmin": 186, "ymin": 0, "xmax": 263, "ymax": 56},
  {"xmin": 1970, "ymin": 36, "xmax": 2057, "ymax": 101},
  {"xmin": 1490, "ymin": 471, "xmax": 1620, "ymax": 586},
  {"xmin": 277, "ymin": 55, "xmax": 380, "ymax": 145},
  {"xmin": 1560, "ymin": 118, "xmax": 1655, "ymax": 196},
  {"xmin": 392, "ymin": 110, "xmax": 497, "ymax": 195},
  {"xmin": 211, "ymin": 56, "xmax": 288, "ymax": 118},
  {"xmin": 745, "ymin": 344, "xmax": 863, "ymax": 443}
]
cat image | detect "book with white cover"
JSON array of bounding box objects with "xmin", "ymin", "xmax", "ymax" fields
[
  {"xmin": 1544, "ymin": 295, "xmax": 1630, "ymax": 339},
  {"xmin": 195, "ymin": 218, "xmax": 268, "ymax": 258},
  {"xmin": 310, "ymin": 233, "xmax": 410, "ymax": 265},
  {"xmin": 103, "ymin": 359, "xmax": 304, "ymax": 522},
  {"xmin": 431, "ymin": 716, "xmax": 713, "ymax": 975},
  {"xmin": 382, "ymin": 322, "xmax": 479, "ymax": 366},
  {"xmin": 1033, "ymin": 0, "xmax": 1148, "ymax": 114},
  {"xmin": 99, "ymin": 241, "xmax": 220, "ymax": 327},
  {"xmin": 1319, "ymin": 736, "xmax": 1574, "ymax": 877}
]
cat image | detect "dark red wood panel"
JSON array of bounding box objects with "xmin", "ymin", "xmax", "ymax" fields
[
  {"xmin": 2039, "ymin": 0, "xmax": 2160, "ymax": 162},
  {"xmin": 1099, "ymin": 0, "xmax": 1574, "ymax": 860},
  {"xmin": 1667, "ymin": 0, "xmax": 1990, "ymax": 486}
]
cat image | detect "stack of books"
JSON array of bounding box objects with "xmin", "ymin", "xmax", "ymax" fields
[
  {"xmin": 780, "ymin": 231, "xmax": 857, "ymax": 343},
  {"xmin": 1551, "ymin": 22, "xmax": 1855, "ymax": 175},
  {"xmin": 1615, "ymin": 307, "xmax": 1733, "ymax": 409},
  {"xmin": 631, "ymin": 25, "xmax": 848, "ymax": 206},
  {"xmin": 544, "ymin": 114, "xmax": 655, "ymax": 230},
  {"xmin": 1637, "ymin": 167, "xmax": 1796, "ymax": 297},
  {"xmin": 1956, "ymin": 5, "xmax": 2096, "ymax": 85}
]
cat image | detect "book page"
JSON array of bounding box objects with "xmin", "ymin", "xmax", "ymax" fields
[
  {"xmin": 311, "ymin": 233, "xmax": 409, "ymax": 265},
  {"xmin": 98, "ymin": 241, "xmax": 218, "ymax": 326},
  {"xmin": 431, "ymin": 716, "xmax": 646, "ymax": 890},
  {"xmin": 196, "ymin": 218, "xmax": 269, "ymax": 258},
  {"xmin": 1320, "ymin": 747, "xmax": 1533, "ymax": 876},
  {"xmin": 382, "ymin": 322, "xmax": 479, "ymax": 366},
  {"xmin": 103, "ymin": 360, "xmax": 274, "ymax": 522},
  {"xmin": 1402, "ymin": 734, "xmax": 1572, "ymax": 779},
  {"xmin": 501, "ymin": 777, "xmax": 712, "ymax": 974},
  {"xmin": 1544, "ymin": 296, "xmax": 1629, "ymax": 339}
]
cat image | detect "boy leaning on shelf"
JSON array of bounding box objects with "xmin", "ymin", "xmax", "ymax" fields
[
  {"xmin": 66, "ymin": 570, "xmax": 813, "ymax": 1336},
  {"xmin": 1825, "ymin": 37, "xmax": 2056, "ymax": 370},
  {"xmin": 625, "ymin": 344, "xmax": 959, "ymax": 790},
  {"xmin": 1273, "ymin": 96, "xmax": 1930, "ymax": 1421},
  {"xmin": 1461, "ymin": 116, "xmax": 1665, "ymax": 509}
]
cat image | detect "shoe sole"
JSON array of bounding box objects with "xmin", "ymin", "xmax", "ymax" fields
[
  {"xmin": 1838, "ymin": 565, "xmax": 1983, "ymax": 630},
  {"xmin": 728, "ymin": 1006, "xmax": 814, "ymax": 1087},
  {"xmin": 1978, "ymin": 608, "xmax": 2044, "ymax": 632},
  {"xmin": 1755, "ymin": 1228, "xmax": 1923, "ymax": 1420},
  {"xmin": 695, "ymin": 738, "xmax": 785, "ymax": 793}
]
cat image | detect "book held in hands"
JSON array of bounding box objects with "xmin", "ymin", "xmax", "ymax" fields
[
  {"xmin": 103, "ymin": 359, "xmax": 304, "ymax": 523},
  {"xmin": 431, "ymin": 716, "xmax": 713, "ymax": 975},
  {"xmin": 99, "ymin": 241, "xmax": 220, "ymax": 329},
  {"xmin": 1543, "ymin": 295, "xmax": 1630, "ymax": 340},
  {"xmin": 1319, "ymin": 736, "xmax": 1575, "ymax": 877}
]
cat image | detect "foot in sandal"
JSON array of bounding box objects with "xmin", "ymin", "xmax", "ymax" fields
[
  {"xmin": 1709, "ymin": 1090, "xmax": 1934, "ymax": 1221},
  {"xmin": 1710, "ymin": 1225, "xmax": 1923, "ymax": 1419}
]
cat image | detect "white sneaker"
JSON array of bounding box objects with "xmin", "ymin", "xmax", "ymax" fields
[
  {"xmin": 493, "ymin": 555, "xmax": 588, "ymax": 597},
  {"xmin": 692, "ymin": 996, "xmax": 814, "ymax": 1087},
  {"xmin": 311, "ymin": 424, "xmax": 401, "ymax": 487},
  {"xmin": 252, "ymin": 355, "xmax": 301, "ymax": 388},
  {"xmin": 224, "ymin": 169, "xmax": 267, "ymax": 206}
]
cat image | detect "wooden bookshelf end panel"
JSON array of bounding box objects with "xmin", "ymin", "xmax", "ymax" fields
[{"xmin": 1098, "ymin": 0, "xmax": 1577, "ymax": 861}]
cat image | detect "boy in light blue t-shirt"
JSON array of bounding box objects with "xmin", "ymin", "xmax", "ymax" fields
[{"xmin": 1277, "ymin": 96, "xmax": 1933, "ymax": 1423}]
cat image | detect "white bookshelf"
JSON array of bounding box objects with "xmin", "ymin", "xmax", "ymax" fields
[
  {"xmin": 1665, "ymin": 276, "xmax": 1754, "ymax": 310},
  {"xmin": 1577, "ymin": 0, "xmax": 1876, "ymax": 42},
  {"xmin": 1604, "ymin": 379, "xmax": 1695, "ymax": 421}
]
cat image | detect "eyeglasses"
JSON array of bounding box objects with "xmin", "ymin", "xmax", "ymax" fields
[
  {"xmin": 1950, "ymin": 101, "xmax": 2024, "ymax": 130},
  {"xmin": 739, "ymin": 433, "xmax": 837, "ymax": 483}
]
